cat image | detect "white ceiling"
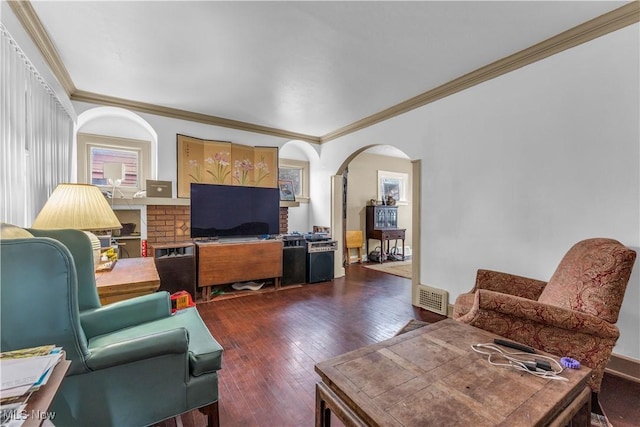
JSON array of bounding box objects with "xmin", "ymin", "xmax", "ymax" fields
[{"xmin": 28, "ymin": 1, "xmax": 627, "ymax": 138}]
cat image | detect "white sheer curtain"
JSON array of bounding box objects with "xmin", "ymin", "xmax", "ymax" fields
[{"xmin": 1, "ymin": 24, "xmax": 73, "ymax": 227}]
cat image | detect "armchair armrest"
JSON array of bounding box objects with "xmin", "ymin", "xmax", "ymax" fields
[
  {"xmin": 85, "ymin": 327, "xmax": 189, "ymax": 370},
  {"xmin": 81, "ymin": 292, "xmax": 171, "ymax": 338},
  {"xmin": 474, "ymin": 269, "xmax": 547, "ymax": 300},
  {"xmin": 458, "ymin": 289, "xmax": 620, "ymax": 393},
  {"xmin": 473, "ymin": 289, "xmax": 620, "ymax": 338}
]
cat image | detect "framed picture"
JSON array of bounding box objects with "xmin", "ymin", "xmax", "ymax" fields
[
  {"xmin": 377, "ymin": 170, "xmax": 408, "ymax": 204},
  {"xmin": 278, "ymin": 180, "xmax": 296, "ymax": 201}
]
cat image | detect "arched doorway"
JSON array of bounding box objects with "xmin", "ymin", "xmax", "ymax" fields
[{"xmin": 331, "ymin": 145, "xmax": 420, "ymax": 295}]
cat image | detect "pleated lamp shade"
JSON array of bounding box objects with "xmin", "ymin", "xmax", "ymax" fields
[
  {"xmin": 32, "ymin": 183, "xmax": 122, "ymax": 231},
  {"xmin": 32, "ymin": 184, "xmax": 122, "ymax": 270}
]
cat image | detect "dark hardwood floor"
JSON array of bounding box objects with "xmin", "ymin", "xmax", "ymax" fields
[{"xmin": 165, "ymin": 264, "xmax": 639, "ymax": 427}]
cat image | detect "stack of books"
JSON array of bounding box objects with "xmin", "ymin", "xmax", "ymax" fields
[{"xmin": 0, "ymin": 345, "xmax": 63, "ymax": 427}]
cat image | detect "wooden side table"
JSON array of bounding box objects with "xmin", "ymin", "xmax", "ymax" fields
[
  {"xmin": 23, "ymin": 355, "xmax": 71, "ymax": 427},
  {"xmin": 95, "ymin": 257, "xmax": 160, "ymax": 305},
  {"xmin": 366, "ymin": 228, "xmax": 405, "ymax": 261}
]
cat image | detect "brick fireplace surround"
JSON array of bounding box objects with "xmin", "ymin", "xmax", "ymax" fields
[{"xmin": 145, "ymin": 205, "xmax": 289, "ymax": 246}]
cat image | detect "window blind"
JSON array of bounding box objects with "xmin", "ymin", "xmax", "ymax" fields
[{"xmin": 1, "ymin": 24, "xmax": 73, "ymax": 226}]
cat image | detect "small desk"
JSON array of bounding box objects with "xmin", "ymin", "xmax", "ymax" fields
[
  {"xmin": 95, "ymin": 257, "xmax": 160, "ymax": 305},
  {"xmin": 366, "ymin": 228, "xmax": 405, "ymax": 262},
  {"xmin": 23, "ymin": 355, "xmax": 71, "ymax": 427},
  {"xmin": 315, "ymin": 319, "xmax": 591, "ymax": 427}
]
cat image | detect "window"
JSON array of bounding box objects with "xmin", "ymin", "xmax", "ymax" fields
[
  {"xmin": 279, "ymin": 158, "xmax": 309, "ymax": 202},
  {"xmin": 78, "ymin": 133, "xmax": 150, "ymax": 197},
  {"xmin": 90, "ymin": 146, "xmax": 138, "ymax": 187}
]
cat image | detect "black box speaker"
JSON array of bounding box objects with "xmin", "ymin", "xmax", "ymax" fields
[
  {"xmin": 306, "ymin": 251, "xmax": 334, "ymax": 283},
  {"xmin": 153, "ymin": 244, "xmax": 196, "ymax": 300},
  {"xmin": 282, "ymin": 247, "xmax": 306, "ymax": 286}
]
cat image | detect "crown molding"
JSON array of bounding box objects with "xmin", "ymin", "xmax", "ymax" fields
[
  {"xmin": 10, "ymin": 0, "xmax": 320, "ymax": 143},
  {"xmin": 320, "ymin": 1, "xmax": 640, "ymax": 143},
  {"xmin": 8, "ymin": 0, "xmax": 76, "ymax": 96},
  {"xmin": 71, "ymin": 90, "xmax": 321, "ymax": 144},
  {"xmin": 12, "ymin": 0, "xmax": 638, "ymax": 145}
]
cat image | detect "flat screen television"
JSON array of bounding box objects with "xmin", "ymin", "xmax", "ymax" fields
[{"xmin": 190, "ymin": 183, "xmax": 280, "ymax": 239}]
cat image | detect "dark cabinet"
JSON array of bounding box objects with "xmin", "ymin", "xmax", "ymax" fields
[
  {"xmin": 367, "ymin": 205, "xmax": 398, "ymax": 230},
  {"xmin": 365, "ymin": 205, "xmax": 405, "ymax": 262},
  {"xmin": 152, "ymin": 243, "xmax": 196, "ymax": 300}
]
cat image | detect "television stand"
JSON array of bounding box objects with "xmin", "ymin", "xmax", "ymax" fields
[{"xmin": 196, "ymin": 239, "xmax": 283, "ymax": 301}]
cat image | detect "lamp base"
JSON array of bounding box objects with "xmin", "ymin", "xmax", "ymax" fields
[{"xmin": 83, "ymin": 231, "xmax": 102, "ymax": 271}]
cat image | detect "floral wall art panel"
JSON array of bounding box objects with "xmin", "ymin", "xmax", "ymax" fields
[
  {"xmin": 177, "ymin": 134, "xmax": 203, "ymax": 198},
  {"xmin": 202, "ymin": 140, "xmax": 232, "ymax": 185},
  {"xmin": 231, "ymin": 144, "xmax": 256, "ymax": 187},
  {"xmin": 178, "ymin": 134, "xmax": 278, "ymax": 197},
  {"xmin": 230, "ymin": 144, "xmax": 278, "ymax": 188},
  {"xmin": 253, "ymin": 146, "xmax": 278, "ymax": 188},
  {"xmin": 177, "ymin": 134, "xmax": 232, "ymax": 197}
]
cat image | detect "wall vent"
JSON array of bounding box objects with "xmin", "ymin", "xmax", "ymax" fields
[{"xmin": 416, "ymin": 285, "xmax": 449, "ymax": 315}]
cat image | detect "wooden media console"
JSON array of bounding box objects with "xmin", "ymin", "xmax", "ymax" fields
[{"xmin": 196, "ymin": 239, "xmax": 283, "ymax": 300}]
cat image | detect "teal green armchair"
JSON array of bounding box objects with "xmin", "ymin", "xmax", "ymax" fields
[{"xmin": 0, "ymin": 226, "xmax": 223, "ymax": 427}]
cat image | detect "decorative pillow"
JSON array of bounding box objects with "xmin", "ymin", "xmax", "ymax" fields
[
  {"xmin": 538, "ymin": 238, "xmax": 636, "ymax": 323},
  {"xmin": 0, "ymin": 223, "xmax": 34, "ymax": 239}
]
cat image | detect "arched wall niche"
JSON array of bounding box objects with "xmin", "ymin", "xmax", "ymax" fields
[
  {"xmin": 76, "ymin": 107, "xmax": 158, "ymax": 179},
  {"xmin": 279, "ymin": 139, "xmax": 320, "ymax": 235},
  {"xmin": 279, "ymin": 139, "xmax": 320, "ymax": 161}
]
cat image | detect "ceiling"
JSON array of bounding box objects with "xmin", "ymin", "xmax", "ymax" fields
[{"xmin": 22, "ymin": 1, "xmax": 631, "ymax": 141}]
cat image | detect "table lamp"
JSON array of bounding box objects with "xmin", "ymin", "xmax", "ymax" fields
[{"xmin": 31, "ymin": 183, "xmax": 122, "ymax": 270}]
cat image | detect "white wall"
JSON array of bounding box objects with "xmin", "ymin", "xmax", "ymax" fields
[
  {"xmin": 73, "ymin": 102, "xmax": 324, "ymax": 231},
  {"xmin": 74, "ymin": 101, "xmax": 294, "ymax": 178},
  {"xmin": 320, "ymin": 24, "xmax": 640, "ymax": 360}
]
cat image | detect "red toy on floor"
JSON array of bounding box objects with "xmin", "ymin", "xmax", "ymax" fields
[{"xmin": 170, "ymin": 291, "xmax": 195, "ymax": 313}]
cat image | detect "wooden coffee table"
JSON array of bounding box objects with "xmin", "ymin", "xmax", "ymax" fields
[{"xmin": 315, "ymin": 319, "xmax": 591, "ymax": 426}]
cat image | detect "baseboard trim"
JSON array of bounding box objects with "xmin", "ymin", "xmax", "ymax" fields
[
  {"xmin": 606, "ymin": 353, "xmax": 640, "ymax": 383},
  {"xmin": 446, "ymin": 303, "xmax": 455, "ymax": 318},
  {"xmin": 445, "ymin": 304, "xmax": 640, "ymax": 382}
]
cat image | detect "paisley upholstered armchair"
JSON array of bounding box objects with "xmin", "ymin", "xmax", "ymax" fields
[{"xmin": 453, "ymin": 238, "xmax": 636, "ymax": 395}]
